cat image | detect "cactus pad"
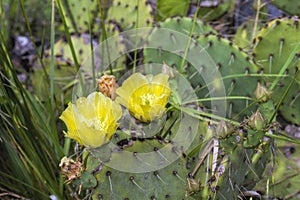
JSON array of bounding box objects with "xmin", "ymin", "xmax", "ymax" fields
[
  {"xmin": 193, "ymin": 0, "xmax": 233, "ymax": 21},
  {"xmin": 156, "ymin": 0, "xmax": 189, "ymax": 20},
  {"xmin": 234, "ymin": 19, "xmax": 261, "ymax": 50},
  {"xmin": 32, "ymin": 35, "xmax": 98, "ymax": 103},
  {"xmin": 143, "ymin": 16, "xmax": 216, "ymax": 69},
  {"xmin": 271, "ymin": 0, "xmax": 300, "ymax": 16},
  {"xmin": 189, "ymin": 34, "xmax": 260, "ymax": 120},
  {"xmin": 60, "ymin": 0, "xmax": 102, "ymax": 34},
  {"xmin": 106, "ymin": 0, "xmax": 153, "ymax": 30},
  {"xmin": 253, "ymin": 17, "xmax": 300, "ymax": 125},
  {"xmin": 86, "ymin": 139, "xmax": 191, "ymax": 199}
]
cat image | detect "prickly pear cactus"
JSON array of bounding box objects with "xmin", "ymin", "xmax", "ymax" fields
[
  {"xmin": 82, "ymin": 106, "xmax": 198, "ymax": 199},
  {"xmin": 79, "ymin": 104, "xmax": 274, "ymax": 199},
  {"xmin": 216, "ymin": 139, "xmax": 272, "ymax": 199},
  {"xmin": 188, "ymin": 103, "xmax": 274, "ymax": 199},
  {"xmin": 234, "ymin": 19, "xmax": 261, "ymax": 50},
  {"xmin": 156, "ymin": 16, "xmax": 216, "ymax": 37},
  {"xmin": 106, "ymin": 0, "xmax": 153, "ymax": 30},
  {"xmin": 271, "ymin": 0, "xmax": 300, "ymax": 16},
  {"xmin": 253, "ymin": 17, "xmax": 300, "ymax": 125},
  {"xmin": 156, "ymin": 0, "xmax": 189, "ymax": 20},
  {"xmin": 60, "ymin": 0, "xmax": 104, "ymax": 34},
  {"xmin": 191, "ymin": 0, "xmax": 234, "ymax": 21},
  {"xmin": 87, "ymin": 139, "xmax": 190, "ymax": 199},
  {"xmin": 32, "ymin": 35, "xmax": 99, "ymax": 103},
  {"xmin": 254, "ymin": 141, "xmax": 300, "ymax": 198},
  {"xmin": 145, "ymin": 21, "xmax": 260, "ymax": 120},
  {"xmin": 191, "ymin": 34, "xmax": 260, "ymax": 120},
  {"xmin": 100, "ymin": 22, "xmax": 127, "ymax": 74},
  {"xmin": 144, "ymin": 16, "xmax": 216, "ymax": 69}
]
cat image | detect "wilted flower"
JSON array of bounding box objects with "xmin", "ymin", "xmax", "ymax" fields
[
  {"xmin": 97, "ymin": 74, "xmax": 117, "ymax": 99},
  {"xmin": 116, "ymin": 73, "xmax": 171, "ymax": 122},
  {"xmin": 60, "ymin": 92, "xmax": 122, "ymax": 148},
  {"xmin": 59, "ymin": 156, "xmax": 83, "ymax": 183}
]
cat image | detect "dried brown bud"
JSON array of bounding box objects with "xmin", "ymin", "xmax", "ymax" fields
[
  {"xmin": 97, "ymin": 74, "xmax": 117, "ymax": 99},
  {"xmin": 59, "ymin": 156, "xmax": 83, "ymax": 183},
  {"xmin": 254, "ymin": 82, "xmax": 271, "ymax": 102}
]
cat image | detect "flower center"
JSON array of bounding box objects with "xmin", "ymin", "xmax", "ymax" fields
[
  {"xmin": 140, "ymin": 93, "xmax": 155, "ymax": 105},
  {"xmin": 88, "ymin": 118, "xmax": 107, "ymax": 131}
]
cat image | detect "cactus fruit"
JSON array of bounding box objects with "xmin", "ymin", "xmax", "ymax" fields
[
  {"xmin": 253, "ymin": 17, "xmax": 300, "ymax": 125},
  {"xmin": 271, "ymin": 0, "xmax": 300, "ymax": 16},
  {"xmin": 106, "ymin": 0, "xmax": 153, "ymax": 31}
]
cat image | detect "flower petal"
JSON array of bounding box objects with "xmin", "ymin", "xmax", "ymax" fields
[
  {"xmin": 60, "ymin": 103, "xmax": 77, "ymax": 132},
  {"xmin": 115, "ymin": 73, "xmax": 171, "ymax": 122},
  {"xmin": 60, "ymin": 91, "xmax": 122, "ymax": 148},
  {"xmin": 116, "ymin": 73, "xmax": 148, "ymax": 100},
  {"xmin": 77, "ymin": 123, "xmax": 108, "ymax": 148}
]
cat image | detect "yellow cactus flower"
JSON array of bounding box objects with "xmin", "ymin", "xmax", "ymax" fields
[
  {"xmin": 60, "ymin": 92, "xmax": 122, "ymax": 148},
  {"xmin": 116, "ymin": 73, "xmax": 171, "ymax": 122}
]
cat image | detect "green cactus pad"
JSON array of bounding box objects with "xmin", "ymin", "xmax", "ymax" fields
[
  {"xmin": 192, "ymin": 0, "xmax": 234, "ymax": 21},
  {"xmin": 32, "ymin": 35, "xmax": 98, "ymax": 103},
  {"xmin": 214, "ymin": 104, "xmax": 273, "ymax": 198},
  {"xmin": 216, "ymin": 141, "xmax": 271, "ymax": 198},
  {"xmin": 143, "ymin": 16, "xmax": 216, "ymax": 69},
  {"xmin": 253, "ymin": 17, "xmax": 300, "ymax": 125},
  {"xmin": 156, "ymin": 0, "xmax": 189, "ymax": 21},
  {"xmin": 271, "ymin": 0, "xmax": 300, "ymax": 16},
  {"xmin": 86, "ymin": 139, "xmax": 191, "ymax": 199},
  {"xmin": 198, "ymin": 104, "xmax": 273, "ymax": 198},
  {"xmin": 144, "ymin": 17, "xmax": 259, "ymax": 120},
  {"xmin": 190, "ymin": 34, "xmax": 260, "ymax": 120},
  {"xmin": 60, "ymin": 0, "xmax": 103, "ymax": 34},
  {"xmin": 234, "ymin": 19, "xmax": 261, "ymax": 50},
  {"xmin": 187, "ymin": 124, "xmax": 271, "ymax": 198},
  {"xmin": 106, "ymin": 0, "xmax": 153, "ymax": 30},
  {"xmin": 254, "ymin": 141, "xmax": 300, "ymax": 198},
  {"xmin": 100, "ymin": 22, "xmax": 127, "ymax": 74}
]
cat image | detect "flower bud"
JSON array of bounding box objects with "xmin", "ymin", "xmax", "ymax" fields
[
  {"xmin": 248, "ymin": 111, "xmax": 266, "ymax": 130},
  {"xmin": 254, "ymin": 82, "xmax": 271, "ymax": 102},
  {"xmin": 216, "ymin": 120, "xmax": 234, "ymax": 138},
  {"xmin": 97, "ymin": 74, "xmax": 117, "ymax": 99},
  {"xmin": 186, "ymin": 178, "xmax": 200, "ymax": 195}
]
